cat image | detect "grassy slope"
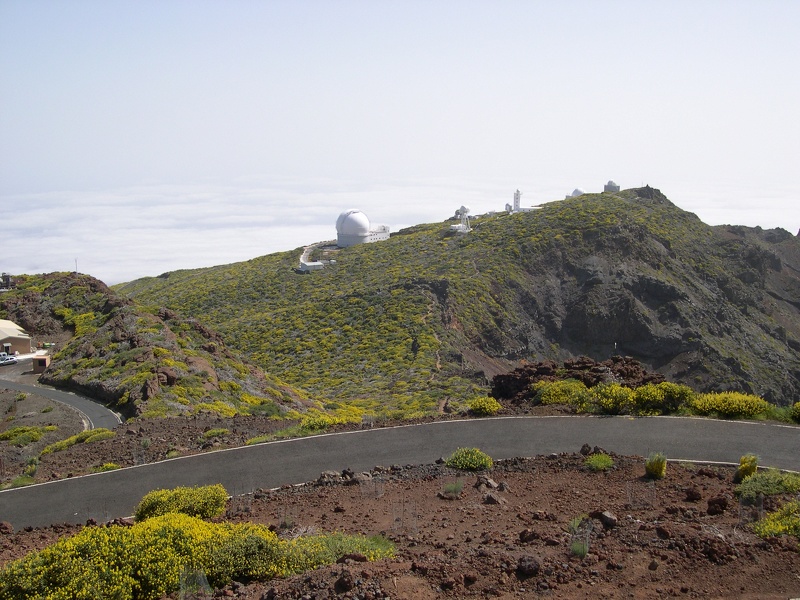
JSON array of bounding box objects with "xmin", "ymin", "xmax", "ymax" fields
[
  {"xmin": 0, "ymin": 273, "xmax": 308, "ymax": 418},
  {"xmin": 117, "ymin": 188, "xmax": 800, "ymax": 413}
]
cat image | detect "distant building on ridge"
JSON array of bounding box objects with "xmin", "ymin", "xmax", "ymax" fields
[
  {"xmin": 335, "ymin": 209, "xmax": 390, "ymax": 247},
  {"xmin": 604, "ymin": 180, "xmax": 620, "ymax": 192}
]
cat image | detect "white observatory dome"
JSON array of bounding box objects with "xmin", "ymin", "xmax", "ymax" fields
[
  {"xmin": 607, "ymin": 180, "xmax": 617, "ymax": 187},
  {"xmin": 336, "ymin": 209, "xmax": 371, "ymax": 236},
  {"xmin": 571, "ymin": 188, "xmax": 586, "ymax": 197}
]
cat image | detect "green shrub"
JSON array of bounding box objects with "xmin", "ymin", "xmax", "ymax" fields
[
  {"xmin": 791, "ymin": 402, "xmax": 800, "ymax": 423},
  {"xmin": 40, "ymin": 428, "xmax": 115, "ymax": 455},
  {"xmin": 0, "ymin": 514, "xmax": 394, "ymax": 598},
  {"xmin": 299, "ymin": 412, "xmax": 346, "ymax": 432},
  {"xmin": 734, "ymin": 453, "xmax": 758, "ymax": 483},
  {"xmin": 631, "ymin": 382, "xmax": 694, "ymax": 415},
  {"xmin": 445, "ymin": 447, "xmax": 493, "ymax": 471},
  {"xmin": 9, "ymin": 475, "xmax": 35, "ymax": 488},
  {"xmin": 134, "ymin": 484, "xmax": 228, "ymax": 521},
  {"xmin": 752, "ymin": 500, "xmax": 800, "ymax": 539},
  {"xmin": 23, "ymin": 457, "xmax": 38, "ymax": 477},
  {"xmin": 570, "ymin": 539, "xmax": 589, "ymax": 558},
  {"xmin": 441, "ymin": 480, "xmax": 464, "ymax": 499},
  {"xmin": 202, "ymin": 428, "xmax": 230, "ymax": 439},
  {"xmin": 91, "ymin": 462, "xmax": 121, "ymax": 473},
  {"xmin": 736, "ymin": 468, "xmax": 800, "ymax": 502},
  {"xmin": 645, "ymin": 452, "xmax": 667, "ymax": 480},
  {"xmin": 533, "ymin": 379, "xmax": 591, "ymax": 411},
  {"xmin": 584, "ymin": 453, "xmax": 614, "ymax": 472},
  {"xmin": 590, "ymin": 383, "xmax": 633, "ymax": 415},
  {"xmin": 0, "ymin": 425, "xmax": 57, "ymax": 447},
  {"xmin": 691, "ymin": 391, "xmax": 773, "ymax": 419},
  {"xmin": 468, "ymin": 396, "xmax": 502, "ymax": 416}
]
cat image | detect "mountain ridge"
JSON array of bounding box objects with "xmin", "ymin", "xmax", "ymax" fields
[{"xmin": 115, "ymin": 187, "xmax": 800, "ymax": 410}]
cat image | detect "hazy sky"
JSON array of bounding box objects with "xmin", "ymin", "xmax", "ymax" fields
[{"xmin": 2, "ymin": 1, "xmax": 798, "ymax": 284}]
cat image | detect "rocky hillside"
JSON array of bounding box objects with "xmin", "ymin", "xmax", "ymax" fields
[
  {"xmin": 0, "ymin": 273, "xmax": 308, "ymax": 418},
  {"xmin": 114, "ymin": 187, "xmax": 799, "ymax": 412}
]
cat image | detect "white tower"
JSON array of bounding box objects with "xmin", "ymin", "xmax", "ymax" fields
[{"xmin": 513, "ymin": 189, "xmax": 521, "ymax": 212}]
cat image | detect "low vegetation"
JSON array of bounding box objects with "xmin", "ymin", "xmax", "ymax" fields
[
  {"xmin": 645, "ymin": 452, "xmax": 667, "ymax": 480},
  {"xmin": 0, "ymin": 425, "xmax": 58, "ymax": 447},
  {"xmin": 40, "ymin": 428, "xmax": 115, "ymax": 455},
  {"xmin": 734, "ymin": 453, "xmax": 758, "ymax": 483},
  {"xmin": 445, "ymin": 447, "xmax": 493, "ymax": 471},
  {"xmin": 753, "ymin": 500, "xmax": 800, "ymax": 540},
  {"xmin": 0, "ymin": 484, "xmax": 394, "ymax": 599},
  {"xmin": 467, "ymin": 396, "xmax": 501, "ymax": 416},
  {"xmin": 735, "ymin": 468, "xmax": 800, "ymax": 502},
  {"xmin": 134, "ymin": 484, "xmax": 228, "ymax": 521},
  {"xmin": 584, "ymin": 453, "xmax": 614, "ymax": 472}
]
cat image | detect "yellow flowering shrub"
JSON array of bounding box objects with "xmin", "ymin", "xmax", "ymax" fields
[
  {"xmin": 0, "ymin": 516, "xmax": 394, "ymax": 599},
  {"xmin": 468, "ymin": 396, "xmax": 502, "ymax": 416},
  {"xmin": 590, "ymin": 383, "xmax": 634, "ymax": 414},
  {"xmin": 752, "ymin": 500, "xmax": 800, "ymax": 539},
  {"xmin": 40, "ymin": 428, "xmax": 115, "ymax": 455},
  {"xmin": 532, "ymin": 380, "xmax": 591, "ymax": 411},
  {"xmin": 691, "ymin": 391, "xmax": 773, "ymax": 419},
  {"xmin": 134, "ymin": 484, "xmax": 228, "ymax": 521}
]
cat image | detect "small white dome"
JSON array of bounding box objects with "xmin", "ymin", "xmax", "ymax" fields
[
  {"xmin": 336, "ymin": 209, "xmax": 371, "ymax": 236},
  {"xmin": 571, "ymin": 188, "xmax": 586, "ymax": 197}
]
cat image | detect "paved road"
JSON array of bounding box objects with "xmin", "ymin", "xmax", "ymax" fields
[
  {"xmin": 0, "ymin": 357, "xmax": 122, "ymax": 430},
  {"xmin": 1, "ymin": 416, "xmax": 797, "ymax": 529}
]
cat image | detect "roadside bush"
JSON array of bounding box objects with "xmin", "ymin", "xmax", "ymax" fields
[
  {"xmin": 134, "ymin": 484, "xmax": 228, "ymax": 522},
  {"xmin": 40, "ymin": 428, "xmax": 115, "ymax": 455},
  {"xmin": 691, "ymin": 391, "xmax": 773, "ymax": 419},
  {"xmin": 752, "ymin": 500, "xmax": 800, "ymax": 539},
  {"xmin": 791, "ymin": 402, "xmax": 800, "ymax": 423},
  {"xmin": 299, "ymin": 412, "xmax": 347, "ymax": 432},
  {"xmin": 734, "ymin": 453, "xmax": 758, "ymax": 483},
  {"xmin": 632, "ymin": 382, "xmax": 694, "ymax": 415},
  {"xmin": 533, "ymin": 379, "xmax": 591, "ymax": 411},
  {"xmin": 91, "ymin": 462, "xmax": 121, "ymax": 473},
  {"xmin": 440, "ymin": 480, "xmax": 464, "ymax": 499},
  {"xmin": 584, "ymin": 452, "xmax": 614, "ymax": 472},
  {"xmin": 201, "ymin": 428, "xmax": 230, "ymax": 440},
  {"xmin": 445, "ymin": 447, "xmax": 493, "ymax": 471},
  {"xmin": 736, "ymin": 468, "xmax": 800, "ymax": 502},
  {"xmin": 0, "ymin": 425, "xmax": 57, "ymax": 447},
  {"xmin": 645, "ymin": 452, "xmax": 667, "ymax": 480},
  {"xmin": 0, "ymin": 515, "xmax": 395, "ymax": 599},
  {"xmin": 590, "ymin": 383, "xmax": 633, "ymax": 415},
  {"xmin": 468, "ymin": 396, "xmax": 501, "ymax": 416}
]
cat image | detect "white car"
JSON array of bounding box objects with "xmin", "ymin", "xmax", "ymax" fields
[{"xmin": 0, "ymin": 356, "xmax": 18, "ymax": 366}]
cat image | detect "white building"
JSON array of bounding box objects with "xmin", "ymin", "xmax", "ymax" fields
[
  {"xmin": 505, "ymin": 189, "xmax": 539, "ymax": 213},
  {"xmin": 336, "ymin": 209, "xmax": 390, "ymax": 247},
  {"xmin": 604, "ymin": 180, "xmax": 620, "ymax": 192},
  {"xmin": 565, "ymin": 188, "xmax": 586, "ymax": 199}
]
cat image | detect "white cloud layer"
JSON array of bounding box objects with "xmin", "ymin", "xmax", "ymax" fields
[{"xmin": 3, "ymin": 178, "xmax": 796, "ymax": 286}]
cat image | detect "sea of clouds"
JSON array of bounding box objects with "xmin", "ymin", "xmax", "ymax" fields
[{"xmin": 2, "ymin": 178, "xmax": 796, "ymax": 286}]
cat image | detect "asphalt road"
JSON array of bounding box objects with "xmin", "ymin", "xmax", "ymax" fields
[
  {"xmin": 0, "ymin": 357, "xmax": 122, "ymax": 430},
  {"xmin": 1, "ymin": 415, "xmax": 797, "ymax": 529}
]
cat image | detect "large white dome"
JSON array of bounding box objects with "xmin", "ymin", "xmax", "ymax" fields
[{"xmin": 336, "ymin": 209, "xmax": 371, "ymax": 236}]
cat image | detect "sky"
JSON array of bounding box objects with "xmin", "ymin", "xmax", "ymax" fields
[{"xmin": 1, "ymin": 1, "xmax": 798, "ymax": 285}]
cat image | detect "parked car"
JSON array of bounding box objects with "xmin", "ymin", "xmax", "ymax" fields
[{"xmin": 0, "ymin": 356, "xmax": 18, "ymax": 366}]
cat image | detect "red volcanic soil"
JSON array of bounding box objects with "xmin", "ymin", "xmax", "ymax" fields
[{"xmin": 2, "ymin": 451, "xmax": 799, "ymax": 599}]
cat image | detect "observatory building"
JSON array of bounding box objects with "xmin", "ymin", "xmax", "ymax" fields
[
  {"xmin": 604, "ymin": 180, "xmax": 620, "ymax": 192},
  {"xmin": 335, "ymin": 209, "xmax": 390, "ymax": 247}
]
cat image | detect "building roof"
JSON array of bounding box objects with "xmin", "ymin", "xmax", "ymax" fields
[
  {"xmin": 336, "ymin": 209, "xmax": 371, "ymax": 237},
  {"xmin": 0, "ymin": 319, "xmax": 31, "ymax": 340}
]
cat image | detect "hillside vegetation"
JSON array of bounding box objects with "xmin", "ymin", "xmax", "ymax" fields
[
  {"xmin": 116, "ymin": 187, "xmax": 800, "ymax": 415},
  {"xmin": 0, "ymin": 273, "xmax": 308, "ymax": 418}
]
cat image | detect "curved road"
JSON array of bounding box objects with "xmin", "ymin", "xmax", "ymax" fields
[
  {"xmin": 0, "ymin": 357, "xmax": 121, "ymax": 430},
  {"xmin": 1, "ymin": 415, "xmax": 798, "ymax": 529}
]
